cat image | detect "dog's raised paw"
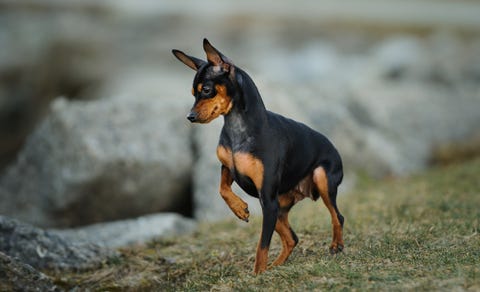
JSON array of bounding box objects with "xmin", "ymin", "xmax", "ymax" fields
[
  {"xmin": 238, "ymin": 207, "xmax": 250, "ymax": 222},
  {"xmin": 231, "ymin": 201, "xmax": 250, "ymax": 222},
  {"xmin": 242, "ymin": 208, "xmax": 250, "ymax": 222}
]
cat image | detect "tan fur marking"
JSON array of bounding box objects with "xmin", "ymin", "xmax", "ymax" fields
[
  {"xmin": 193, "ymin": 84, "xmax": 232, "ymax": 123},
  {"xmin": 216, "ymin": 145, "xmax": 233, "ymax": 169},
  {"xmin": 313, "ymin": 167, "xmax": 344, "ymax": 253},
  {"xmin": 254, "ymin": 243, "xmax": 268, "ymax": 274},
  {"xmin": 278, "ymin": 193, "xmax": 295, "ymax": 209},
  {"xmin": 272, "ymin": 212, "xmax": 296, "ymax": 266},
  {"xmin": 233, "ymin": 152, "xmax": 264, "ymax": 191},
  {"xmin": 219, "ymin": 165, "xmax": 249, "ymax": 222},
  {"xmin": 197, "ymin": 83, "xmax": 203, "ymax": 92}
]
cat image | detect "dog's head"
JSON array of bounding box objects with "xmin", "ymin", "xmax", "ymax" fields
[{"xmin": 172, "ymin": 39, "xmax": 237, "ymax": 123}]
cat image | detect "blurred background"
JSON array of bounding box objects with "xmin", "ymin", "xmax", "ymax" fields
[{"xmin": 0, "ymin": 0, "xmax": 479, "ymax": 230}]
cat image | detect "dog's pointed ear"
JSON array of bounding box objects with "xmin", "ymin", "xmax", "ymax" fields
[
  {"xmin": 172, "ymin": 49, "xmax": 206, "ymax": 71},
  {"xmin": 203, "ymin": 39, "xmax": 233, "ymax": 70}
]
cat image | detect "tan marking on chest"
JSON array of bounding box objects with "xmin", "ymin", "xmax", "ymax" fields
[
  {"xmin": 216, "ymin": 146, "xmax": 233, "ymax": 169},
  {"xmin": 233, "ymin": 152, "xmax": 264, "ymax": 190}
]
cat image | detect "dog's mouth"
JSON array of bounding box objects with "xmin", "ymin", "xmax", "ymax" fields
[
  {"xmin": 187, "ymin": 111, "xmax": 218, "ymax": 124},
  {"xmin": 194, "ymin": 115, "xmax": 218, "ymax": 124},
  {"xmin": 188, "ymin": 103, "xmax": 226, "ymax": 124}
]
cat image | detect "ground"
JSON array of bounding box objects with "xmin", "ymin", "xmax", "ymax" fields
[{"xmin": 50, "ymin": 157, "xmax": 480, "ymax": 291}]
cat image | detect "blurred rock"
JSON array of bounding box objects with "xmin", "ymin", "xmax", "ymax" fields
[
  {"xmin": 0, "ymin": 251, "xmax": 59, "ymax": 292},
  {"xmin": 0, "ymin": 94, "xmax": 193, "ymax": 228},
  {"xmin": 53, "ymin": 213, "xmax": 196, "ymax": 248},
  {"xmin": 255, "ymin": 34, "xmax": 480, "ymax": 177},
  {"xmin": 0, "ymin": 216, "xmax": 115, "ymax": 270},
  {"xmin": 371, "ymin": 35, "xmax": 430, "ymax": 81},
  {"xmin": 343, "ymin": 81, "xmax": 480, "ymax": 176},
  {"xmin": 0, "ymin": 1, "xmax": 115, "ymax": 171},
  {"xmin": 344, "ymin": 35, "xmax": 480, "ymax": 175}
]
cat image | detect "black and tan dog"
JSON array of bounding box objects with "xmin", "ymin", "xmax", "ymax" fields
[{"xmin": 172, "ymin": 39, "xmax": 344, "ymax": 274}]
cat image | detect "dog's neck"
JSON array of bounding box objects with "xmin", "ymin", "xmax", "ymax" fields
[{"xmin": 223, "ymin": 69, "xmax": 267, "ymax": 143}]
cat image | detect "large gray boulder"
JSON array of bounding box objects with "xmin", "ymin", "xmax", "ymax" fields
[
  {"xmin": 0, "ymin": 94, "xmax": 193, "ymax": 228},
  {"xmin": 0, "ymin": 216, "xmax": 115, "ymax": 270},
  {"xmin": 339, "ymin": 34, "xmax": 480, "ymax": 175},
  {"xmin": 338, "ymin": 79, "xmax": 480, "ymax": 176},
  {"xmin": 0, "ymin": 251, "xmax": 59, "ymax": 292},
  {"xmin": 0, "ymin": 1, "xmax": 117, "ymax": 172},
  {"xmin": 53, "ymin": 213, "xmax": 196, "ymax": 248}
]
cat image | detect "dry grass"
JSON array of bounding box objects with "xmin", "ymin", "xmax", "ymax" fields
[{"xmin": 50, "ymin": 157, "xmax": 480, "ymax": 291}]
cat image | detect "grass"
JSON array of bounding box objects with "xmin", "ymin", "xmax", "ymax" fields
[{"xmin": 49, "ymin": 157, "xmax": 480, "ymax": 291}]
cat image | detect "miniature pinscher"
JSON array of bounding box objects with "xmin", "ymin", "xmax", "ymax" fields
[{"xmin": 172, "ymin": 39, "xmax": 344, "ymax": 274}]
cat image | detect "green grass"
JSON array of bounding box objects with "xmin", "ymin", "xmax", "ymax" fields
[{"xmin": 50, "ymin": 158, "xmax": 480, "ymax": 291}]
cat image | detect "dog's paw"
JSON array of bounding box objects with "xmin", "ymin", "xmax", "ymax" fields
[
  {"xmin": 329, "ymin": 242, "xmax": 344, "ymax": 255},
  {"xmin": 232, "ymin": 201, "xmax": 250, "ymax": 222}
]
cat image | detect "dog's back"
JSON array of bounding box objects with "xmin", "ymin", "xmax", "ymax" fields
[{"xmin": 262, "ymin": 111, "xmax": 343, "ymax": 195}]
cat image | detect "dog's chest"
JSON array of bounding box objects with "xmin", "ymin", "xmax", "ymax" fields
[{"xmin": 216, "ymin": 145, "xmax": 263, "ymax": 197}]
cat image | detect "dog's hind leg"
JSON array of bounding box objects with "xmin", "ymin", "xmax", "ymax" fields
[{"xmin": 313, "ymin": 166, "xmax": 344, "ymax": 254}]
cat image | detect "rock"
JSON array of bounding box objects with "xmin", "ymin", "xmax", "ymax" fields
[
  {"xmin": 52, "ymin": 213, "xmax": 196, "ymax": 248},
  {"xmin": 0, "ymin": 251, "xmax": 59, "ymax": 292},
  {"xmin": 0, "ymin": 93, "xmax": 193, "ymax": 228},
  {"xmin": 252, "ymin": 34, "xmax": 480, "ymax": 177},
  {"xmin": 0, "ymin": 216, "xmax": 115, "ymax": 271},
  {"xmin": 370, "ymin": 35, "xmax": 430, "ymax": 81},
  {"xmin": 335, "ymin": 34, "xmax": 480, "ymax": 176},
  {"xmin": 272, "ymin": 77, "xmax": 480, "ymax": 177},
  {"xmin": 0, "ymin": 1, "xmax": 116, "ymax": 172}
]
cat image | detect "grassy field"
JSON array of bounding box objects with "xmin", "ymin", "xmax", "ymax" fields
[{"xmin": 51, "ymin": 158, "xmax": 480, "ymax": 291}]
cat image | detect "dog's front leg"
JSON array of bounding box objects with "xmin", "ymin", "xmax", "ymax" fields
[
  {"xmin": 219, "ymin": 165, "xmax": 250, "ymax": 222},
  {"xmin": 254, "ymin": 184, "xmax": 279, "ymax": 275}
]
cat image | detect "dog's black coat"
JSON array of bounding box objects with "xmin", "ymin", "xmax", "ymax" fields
[{"xmin": 172, "ymin": 39, "xmax": 344, "ymax": 274}]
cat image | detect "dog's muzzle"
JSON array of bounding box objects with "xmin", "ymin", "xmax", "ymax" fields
[{"xmin": 187, "ymin": 111, "xmax": 198, "ymax": 123}]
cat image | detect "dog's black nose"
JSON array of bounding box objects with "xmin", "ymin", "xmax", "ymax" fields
[{"xmin": 187, "ymin": 112, "xmax": 197, "ymax": 123}]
